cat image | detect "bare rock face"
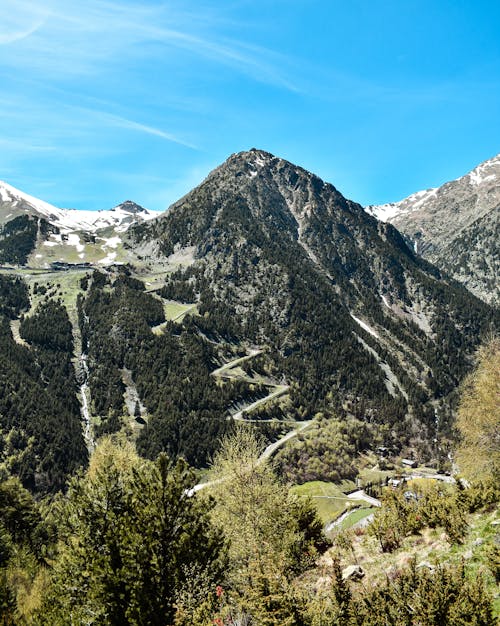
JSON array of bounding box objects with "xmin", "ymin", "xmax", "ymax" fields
[
  {"xmin": 342, "ymin": 564, "xmax": 365, "ymax": 581},
  {"xmin": 367, "ymin": 154, "xmax": 500, "ymax": 305}
]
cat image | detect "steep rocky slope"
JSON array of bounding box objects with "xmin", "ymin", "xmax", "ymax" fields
[
  {"xmin": 0, "ymin": 150, "xmax": 498, "ymax": 484},
  {"xmin": 367, "ymin": 154, "xmax": 500, "ymax": 305}
]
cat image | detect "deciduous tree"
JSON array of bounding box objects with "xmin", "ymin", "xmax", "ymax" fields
[{"xmin": 456, "ymin": 336, "xmax": 500, "ymax": 483}]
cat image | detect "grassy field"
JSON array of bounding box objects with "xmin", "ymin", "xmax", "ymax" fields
[
  {"xmin": 151, "ymin": 300, "xmax": 198, "ymax": 334},
  {"xmin": 163, "ymin": 301, "xmax": 197, "ymax": 321},
  {"xmin": 291, "ymin": 481, "xmax": 357, "ymax": 524},
  {"xmin": 337, "ymin": 506, "xmax": 377, "ymax": 530}
]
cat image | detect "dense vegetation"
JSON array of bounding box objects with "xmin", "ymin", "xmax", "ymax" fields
[
  {"xmin": 79, "ymin": 269, "xmax": 279, "ymax": 465},
  {"xmin": 0, "ymin": 216, "xmax": 51, "ymax": 265},
  {"xmin": 275, "ymin": 416, "xmax": 379, "ymax": 484},
  {"xmin": 0, "ymin": 151, "xmax": 498, "ymax": 623},
  {"xmin": 455, "ymin": 336, "xmax": 499, "ymax": 483},
  {"xmin": 0, "ymin": 427, "xmax": 497, "ymax": 625},
  {"xmin": 129, "ymin": 150, "xmax": 498, "ymax": 466},
  {"xmin": 0, "ymin": 279, "xmax": 87, "ymax": 493}
]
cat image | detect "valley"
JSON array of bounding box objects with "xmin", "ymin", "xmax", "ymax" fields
[
  {"xmin": 0, "ymin": 150, "xmax": 498, "ymax": 625},
  {"xmin": 0, "ymin": 149, "xmax": 498, "ymax": 493}
]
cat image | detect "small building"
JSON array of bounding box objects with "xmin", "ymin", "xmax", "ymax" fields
[
  {"xmin": 388, "ymin": 478, "xmax": 402, "ymax": 488},
  {"xmin": 401, "ymin": 458, "xmax": 418, "ymax": 468}
]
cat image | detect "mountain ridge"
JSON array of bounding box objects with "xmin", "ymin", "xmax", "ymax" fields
[
  {"xmin": 125, "ymin": 149, "xmax": 497, "ymax": 463},
  {"xmin": 0, "ymin": 179, "xmax": 160, "ymax": 233},
  {"xmin": 0, "ymin": 148, "xmax": 498, "ymax": 491},
  {"xmin": 366, "ymin": 153, "xmax": 500, "ymax": 304},
  {"xmin": 0, "ymin": 180, "xmax": 161, "ymax": 267}
]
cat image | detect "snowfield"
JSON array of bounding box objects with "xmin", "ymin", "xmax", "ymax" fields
[{"xmin": 0, "ymin": 180, "xmax": 161, "ymax": 233}]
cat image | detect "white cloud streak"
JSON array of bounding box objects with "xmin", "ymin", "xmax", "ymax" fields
[
  {"xmin": 0, "ymin": 20, "xmax": 46, "ymax": 45},
  {"xmin": 93, "ymin": 111, "xmax": 199, "ymax": 150},
  {"xmin": 0, "ymin": 0, "xmax": 299, "ymax": 91}
]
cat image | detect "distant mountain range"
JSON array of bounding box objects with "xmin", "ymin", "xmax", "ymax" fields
[
  {"xmin": 367, "ymin": 153, "xmax": 500, "ymax": 305},
  {"xmin": 0, "ymin": 180, "xmax": 159, "ymax": 267}
]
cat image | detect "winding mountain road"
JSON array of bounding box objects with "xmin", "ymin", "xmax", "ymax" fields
[{"xmin": 188, "ymin": 348, "xmax": 311, "ymax": 494}]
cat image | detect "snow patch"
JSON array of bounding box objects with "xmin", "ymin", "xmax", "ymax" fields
[
  {"xmin": 101, "ymin": 236, "xmax": 121, "ymax": 249},
  {"xmin": 0, "ymin": 180, "xmax": 62, "ymax": 219},
  {"xmin": 381, "ymin": 294, "xmax": 392, "ymax": 310},
  {"xmin": 468, "ymin": 170, "xmax": 496, "ymax": 186},
  {"xmin": 367, "ymin": 187, "xmax": 438, "ymax": 222},
  {"xmin": 66, "ymin": 233, "xmax": 84, "ymax": 252},
  {"xmin": 368, "ymin": 153, "xmax": 500, "ymax": 221},
  {"xmin": 366, "ymin": 202, "xmax": 402, "ymax": 222},
  {"xmin": 350, "ymin": 314, "xmax": 379, "ymax": 338},
  {"xmin": 99, "ymin": 251, "xmax": 117, "ymax": 265}
]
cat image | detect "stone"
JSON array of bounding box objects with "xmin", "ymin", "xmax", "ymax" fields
[
  {"xmin": 416, "ymin": 561, "xmax": 435, "ymax": 572},
  {"xmin": 342, "ymin": 564, "xmax": 365, "ymax": 581}
]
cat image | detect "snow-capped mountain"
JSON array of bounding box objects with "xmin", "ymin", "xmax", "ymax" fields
[
  {"xmin": 0, "ymin": 180, "xmax": 161, "ymax": 267},
  {"xmin": 366, "ymin": 154, "xmax": 500, "ymax": 305},
  {"xmin": 0, "ymin": 180, "xmax": 159, "ymax": 233}
]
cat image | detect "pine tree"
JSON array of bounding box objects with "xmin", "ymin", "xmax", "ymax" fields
[{"xmin": 39, "ymin": 437, "xmax": 225, "ymax": 625}]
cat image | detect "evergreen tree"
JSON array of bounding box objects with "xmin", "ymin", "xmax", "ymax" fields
[
  {"xmin": 209, "ymin": 428, "xmax": 328, "ymax": 625},
  {"xmin": 40, "ymin": 437, "xmax": 225, "ymax": 625}
]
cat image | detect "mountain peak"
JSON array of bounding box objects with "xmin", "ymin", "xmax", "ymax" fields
[
  {"xmin": 111, "ymin": 200, "xmax": 151, "ymax": 215},
  {"xmin": 366, "ymin": 151, "xmax": 500, "ymax": 304},
  {"xmin": 219, "ymin": 148, "xmax": 278, "ymax": 173},
  {"xmin": 0, "ymin": 179, "xmax": 61, "ymax": 218}
]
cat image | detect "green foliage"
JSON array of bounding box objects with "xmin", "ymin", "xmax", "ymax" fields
[
  {"xmin": 0, "ymin": 276, "xmax": 29, "ymax": 319},
  {"xmin": 209, "ymin": 429, "xmax": 329, "ymax": 625},
  {"xmin": 0, "ymin": 476, "xmax": 54, "ymax": 622},
  {"xmin": 20, "ymin": 300, "xmax": 73, "ymax": 352},
  {"xmin": 369, "ymin": 482, "xmax": 468, "ymax": 552},
  {"xmin": 456, "ymin": 336, "xmax": 500, "ymax": 483},
  {"xmin": 0, "ymin": 215, "xmax": 38, "ymax": 265},
  {"xmin": 129, "ymin": 161, "xmax": 500, "ymax": 471},
  {"xmin": 294, "ymin": 559, "xmax": 494, "ymax": 626},
  {"xmin": 0, "ymin": 292, "xmax": 87, "ymax": 493},
  {"xmin": 353, "ymin": 560, "xmax": 494, "ymax": 626},
  {"xmin": 275, "ymin": 416, "xmax": 378, "ymax": 483},
  {"xmin": 40, "ymin": 437, "xmax": 226, "ymax": 625}
]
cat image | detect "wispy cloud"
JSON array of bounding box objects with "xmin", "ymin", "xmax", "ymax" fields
[
  {"xmin": 0, "ymin": 0, "xmax": 299, "ymax": 91},
  {"xmin": 0, "ymin": 20, "xmax": 45, "ymax": 45},
  {"xmin": 0, "ymin": 138, "xmax": 56, "ymax": 153},
  {"xmin": 90, "ymin": 111, "xmax": 199, "ymax": 150}
]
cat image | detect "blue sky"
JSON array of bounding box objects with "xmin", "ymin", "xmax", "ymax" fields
[{"xmin": 1, "ymin": 0, "xmax": 500, "ymax": 211}]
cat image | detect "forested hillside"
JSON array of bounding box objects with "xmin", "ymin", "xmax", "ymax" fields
[
  {"xmin": 0, "ymin": 149, "xmax": 498, "ymax": 624},
  {"xmin": 127, "ymin": 149, "xmax": 499, "ymax": 465},
  {"xmin": 0, "ymin": 149, "xmax": 497, "ymax": 493},
  {"xmin": 0, "ymin": 276, "xmax": 87, "ymax": 493}
]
